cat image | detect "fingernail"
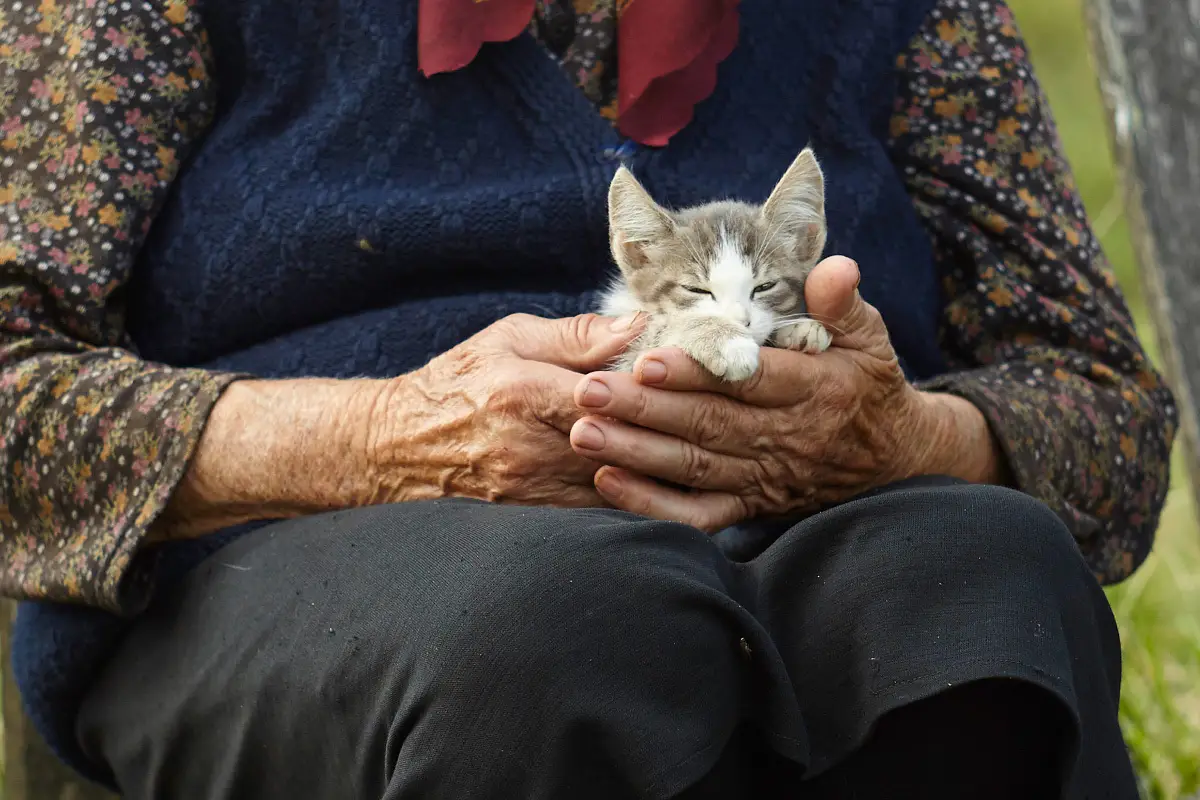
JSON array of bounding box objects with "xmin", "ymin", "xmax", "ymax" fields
[
  {"xmin": 579, "ymin": 379, "xmax": 611, "ymax": 408},
  {"xmin": 573, "ymin": 422, "xmax": 606, "ymax": 451},
  {"xmin": 595, "ymin": 470, "xmax": 623, "ymax": 498},
  {"xmin": 851, "ymin": 260, "xmax": 861, "ymax": 289},
  {"xmin": 639, "ymin": 358, "xmax": 667, "ymax": 384},
  {"xmin": 609, "ymin": 314, "xmax": 637, "ymax": 332}
]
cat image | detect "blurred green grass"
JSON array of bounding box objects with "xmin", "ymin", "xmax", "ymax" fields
[{"xmin": 1009, "ymin": 1, "xmax": 1200, "ymax": 796}]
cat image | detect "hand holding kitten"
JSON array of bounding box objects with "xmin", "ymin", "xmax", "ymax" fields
[
  {"xmin": 569, "ymin": 256, "xmax": 1008, "ymax": 531},
  {"xmin": 364, "ymin": 312, "xmax": 643, "ymax": 509}
]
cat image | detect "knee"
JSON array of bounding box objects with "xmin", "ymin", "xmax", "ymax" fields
[
  {"xmin": 422, "ymin": 506, "xmax": 743, "ymax": 675},
  {"xmin": 315, "ymin": 501, "xmax": 741, "ymax": 671},
  {"xmin": 888, "ymin": 482, "xmax": 1087, "ymax": 585},
  {"xmin": 346, "ymin": 504, "xmax": 758, "ymax": 791},
  {"xmin": 947, "ymin": 483, "xmax": 1079, "ymax": 565},
  {"xmin": 364, "ymin": 504, "xmax": 751, "ymax": 758}
]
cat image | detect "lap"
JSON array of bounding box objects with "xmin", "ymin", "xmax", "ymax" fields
[{"xmin": 76, "ymin": 479, "xmax": 1125, "ymax": 799}]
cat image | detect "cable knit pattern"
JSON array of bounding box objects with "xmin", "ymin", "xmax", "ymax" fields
[{"xmin": 0, "ymin": 0, "xmax": 1173, "ymax": 785}]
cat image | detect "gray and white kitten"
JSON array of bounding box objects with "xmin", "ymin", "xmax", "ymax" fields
[{"xmin": 599, "ymin": 148, "xmax": 831, "ymax": 382}]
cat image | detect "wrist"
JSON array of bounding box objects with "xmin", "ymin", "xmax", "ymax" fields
[
  {"xmin": 153, "ymin": 376, "xmax": 391, "ymax": 540},
  {"xmin": 908, "ymin": 390, "xmax": 1012, "ymax": 486}
]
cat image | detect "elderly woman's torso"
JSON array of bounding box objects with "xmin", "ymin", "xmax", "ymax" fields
[{"xmin": 125, "ymin": 0, "xmax": 947, "ymax": 382}]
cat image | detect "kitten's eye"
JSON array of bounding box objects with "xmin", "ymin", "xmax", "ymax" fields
[
  {"xmin": 753, "ymin": 281, "xmax": 778, "ymax": 295},
  {"xmin": 682, "ymin": 286, "xmax": 713, "ymax": 297}
]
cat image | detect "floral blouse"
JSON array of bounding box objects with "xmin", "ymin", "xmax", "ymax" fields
[{"xmin": 0, "ymin": 0, "xmax": 1176, "ymax": 611}]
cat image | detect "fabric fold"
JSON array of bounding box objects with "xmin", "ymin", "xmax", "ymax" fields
[
  {"xmin": 418, "ymin": 0, "xmax": 536, "ymax": 76},
  {"xmin": 617, "ymin": 0, "xmax": 740, "ymax": 146},
  {"xmin": 418, "ymin": 0, "xmax": 741, "ymax": 146}
]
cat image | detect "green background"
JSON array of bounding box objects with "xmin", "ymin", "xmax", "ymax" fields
[{"xmin": 1010, "ymin": 0, "xmax": 1200, "ymax": 795}]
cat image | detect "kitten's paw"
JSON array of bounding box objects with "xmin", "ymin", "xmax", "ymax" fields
[
  {"xmin": 775, "ymin": 319, "xmax": 832, "ymax": 354},
  {"xmin": 695, "ymin": 337, "xmax": 760, "ymax": 382}
]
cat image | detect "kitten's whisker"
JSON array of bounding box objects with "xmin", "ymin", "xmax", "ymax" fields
[
  {"xmin": 680, "ymin": 233, "xmax": 709, "ymax": 273},
  {"xmin": 771, "ymin": 311, "xmax": 843, "ymax": 324},
  {"xmin": 752, "ymin": 227, "xmax": 776, "ymax": 266},
  {"xmin": 754, "ymin": 239, "xmax": 787, "ymax": 265},
  {"xmin": 770, "ymin": 313, "xmax": 822, "ymax": 323},
  {"xmin": 770, "ymin": 317, "xmax": 848, "ymax": 337},
  {"xmin": 796, "ymin": 312, "xmax": 843, "ymax": 324}
]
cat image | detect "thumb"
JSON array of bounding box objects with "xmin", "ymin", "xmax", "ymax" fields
[
  {"xmin": 804, "ymin": 256, "xmax": 894, "ymax": 360},
  {"xmin": 497, "ymin": 312, "xmax": 645, "ymax": 372}
]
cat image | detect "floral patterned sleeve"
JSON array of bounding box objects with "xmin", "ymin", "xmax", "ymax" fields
[
  {"xmin": 0, "ymin": 0, "xmax": 243, "ymax": 611},
  {"xmin": 889, "ymin": 0, "xmax": 1177, "ymax": 583}
]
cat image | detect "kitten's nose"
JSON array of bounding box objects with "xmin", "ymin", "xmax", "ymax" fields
[{"xmin": 728, "ymin": 305, "xmax": 750, "ymax": 326}]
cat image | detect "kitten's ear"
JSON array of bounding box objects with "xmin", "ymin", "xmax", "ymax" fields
[
  {"xmin": 761, "ymin": 147, "xmax": 827, "ymax": 262},
  {"xmin": 609, "ymin": 166, "xmax": 673, "ymax": 270}
]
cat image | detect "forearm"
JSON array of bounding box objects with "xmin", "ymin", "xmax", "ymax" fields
[
  {"xmin": 151, "ymin": 377, "xmax": 392, "ymax": 541},
  {"xmin": 912, "ymin": 390, "xmax": 1013, "ymax": 487}
]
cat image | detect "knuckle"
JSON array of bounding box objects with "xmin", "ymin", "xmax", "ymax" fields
[
  {"xmin": 679, "ymin": 445, "xmax": 714, "ymax": 487},
  {"xmin": 493, "ymin": 312, "xmax": 533, "ymax": 339},
  {"xmin": 757, "ymin": 475, "xmax": 795, "ymax": 510},
  {"xmin": 624, "ymin": 488, "xmax": 655, "ymax": 518},
  {"xmin": 821, "ymin": 372, "xmax": 857, "ymax": 410},
  {"xmin": 563, "ymin": 313, "xmax": 601, "ymax": 347},
  {"xmin": 485, "ymin": 314, "xmax": 538, "ymax": 350},
  {"xmin": 505, "ymin": 312, "xmax": 537, "ymax": 327},
  {"xmin": 688, "ymin": 401, "xmax": 730, "ymax": 447},
  {"xmin": 574, "ymin": 312, "xmax": 603, "ymax": 333},
  {"xmin": 694, "ymin": 508, "xmax": 722, "ymax": 533},
  {"xmin": 693, "ymin": 503, "xmax": 732, "ymax": 534},
  {"xmin": 627, "ymin": 384, "xmax": 652, "ymax": 423},
  {"xmin": 745, "ymin": 459, "xmax": 778, "ymax": 497}
]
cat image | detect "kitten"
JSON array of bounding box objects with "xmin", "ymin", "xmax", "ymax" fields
[{"xmin": 599, "ymin": 147, "xmax": 831, "ymax": 382}]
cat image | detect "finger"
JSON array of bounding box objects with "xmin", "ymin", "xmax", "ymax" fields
[
  {"xmin": 574, "ymin": 370, "xmax": 758, "ymax": 454},
  {"xmin": 592, "ymin": 466, "xmax": 748, "ymax": 533},
  {"xmin": 803, "ymin": 255, "xmax": 860, "ymax": 322},
  {"xmin": 497, "ymin": 312, "xmax": 646, "ymax": 372},
  {"xmin": 569, "ymin": 415, "xmax": 755, "ymax": 492},
  {"xmin": 518, "ymin": 360, "xmax": 620, "ymax": 434},
  {"xmin": 630, "ymin": 345, "xmax": 828, "ymax": 408},
  {"xmin": 803, "ymin": 256, "xmax": 894, "ymax": 360}
]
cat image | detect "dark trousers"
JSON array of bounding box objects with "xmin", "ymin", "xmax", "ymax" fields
[{"xmin": 77, "ymin": 478, "xmax": 1139, "ymax": 799}]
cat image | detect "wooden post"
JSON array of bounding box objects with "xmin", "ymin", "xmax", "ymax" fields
[
  {"xmin": 1084, "ymin": 0, "xmax": 1200, "ymax": 513},
  {"xmin": 2, "ymin": 602, "xmax": 117, "ymax": 800}
]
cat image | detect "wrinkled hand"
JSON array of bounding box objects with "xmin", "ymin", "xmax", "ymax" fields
[
  {"xmin": 568, "ymin": 256, "xmax": 994, "ymax": 531},
  {"xmin": 367, "ymin": 313, "xmax": 641, "ymax": 508}
]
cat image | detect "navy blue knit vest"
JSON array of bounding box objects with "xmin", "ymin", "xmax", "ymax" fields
[{"xmin": 14, "ymin": 0, "xmax": 943, "ymax": 784}]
